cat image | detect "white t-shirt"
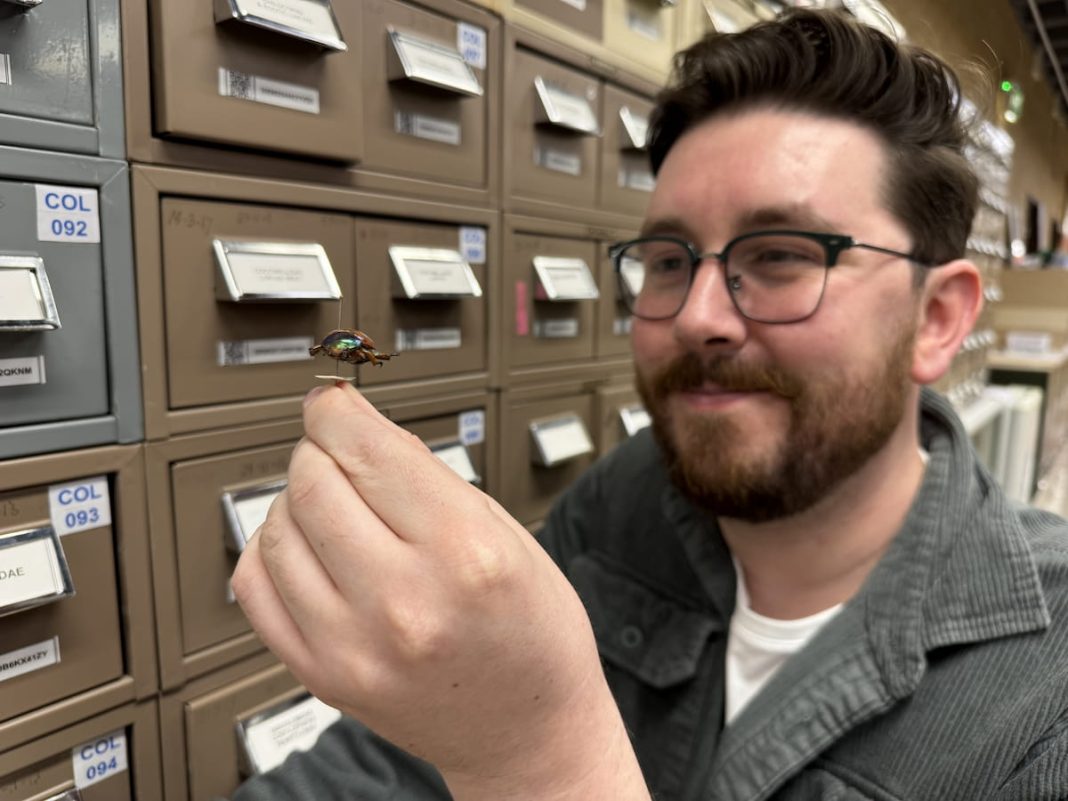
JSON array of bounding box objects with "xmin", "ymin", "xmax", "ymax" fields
[{"xmin": 724, "ymin": 567, "xmax": 843, "ymax": 724}]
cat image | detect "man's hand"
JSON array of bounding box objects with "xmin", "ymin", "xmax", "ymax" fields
[{"xmin": 231, "ymin": 382, "xmax": 649, "ymax": 801}]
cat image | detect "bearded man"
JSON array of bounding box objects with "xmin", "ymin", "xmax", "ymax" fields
[{"xmin": 231, "ymin": 9, "xmax": 1068, "ymax": 801}]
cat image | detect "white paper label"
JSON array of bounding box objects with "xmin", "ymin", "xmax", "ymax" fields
[
  {"xmin": 218, "ymin": 336, "xmax": 314, "ymax": 366},
  {"xmin": 619, "ymin": 166, "xmax": 655, "ymax": 192},
  {"xmin": 1006, "ymin": 331, "xmax": 1053, "ymax": 355},
  {"xmin": 395, "ymin": 111, "xmax": 461, "ymax": 145},
  {"xmin": 233, "ymin": 489, "xmax": 284, "ymax": 544},
  {"xmin": 459, "ymin": 409, "xmax": 485, "ymax": 445},
  {"xmin": 49, "ymin": 477, "xmax": 111, "ymax": 536},
  {"xmin": 626, "ymin": 7, "xmax": 662, "ymax": 39},
  {"xmin": 0, "ymin": 538, "xmax": 65, "ymax": 611},
  {"xmin": 457, "ymin": 23, "xmax": 487, "ymax": 70},
  {"xmin": 559, "ymin": 0, "xmax": 587, "ymax": 10},
  {"xmin": 235, "ymin": 0, "xmax": 338, "ymax": 41},
  {"xmin": 539, "ymin": 263, "xmax": 598, "ymax": 299},
  {"xmin": 538, "ymin": 82, "xmax": 597, "ymax": 133},
  {"xmin": 0, "ymin": 637, "xmax": 60, "ymax": 684},
  {"xmin": 0, "ymin": 54, "xmax": 11, "ymax": 86},
  {"xmin": 242, "ymin": 697, "xmax": 342, "ymax": 774},
  {"xmin": 393, "ymin": 34, "xmax": 479, "ymax": 94},
  {"xmin": 459, "ymin": 227, "xmax": 487, "ymax": 265},
  {"xmin": 219, "ymin": 68, "xmax": 321, "ymax": 114},
  {"xmin": 533, "ymin": 417, "xmax": 593, "ymax": 466},
  {"xmin": 0, "ymin": 355, "xmax": 45, "ymax": 388},
  {"xmin": 534, "ymin": 318, "xmax": 580, "ymax": 338},
  {"xmin": 536, "ymin": 147, "xmax": 582, "ymax": 176},
  {"xmin": 432, "ymin": 443, "xmax": 479, "ymax": 483},
  {"xmin": 0, "ymin": 269, "xmax": 46, "ymax": 321},
  {"xmin": 709, "ymin": 8, "xmax": 740, "ymax": 32},
  {"xmin": 73, "ymin": 730, "xmax": 128, "ymax": 789},
  {"xmin": 35, "ymin": 185, "xmax": 101, "ymax": 244},
  {"xmin": 401, "ymin": 260, "xmax": 474, "ymax": 296},
  {"xmin": 395, "ymin": 328, "xmax": 463, "ymax": 352},
  {"xmin": 225, "ymin": 252, "xmax": 334, "ymax": 295}
]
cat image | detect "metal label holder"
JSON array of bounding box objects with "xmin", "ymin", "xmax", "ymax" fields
[
  {"xmin": 617, "ymin": 256, "xmax": 645, "ymax": 299},
  {"xmin": 619, "ymin": 106, "xmax": 650, "ymax": 151},
  {"xmin": 389, "ymin": 246, "xmax": 483, "ymax": 300},
  {"xmin": 429, "ymin": 439, "xmax": 481, "ymax": 485},
  {"xmin": 0, "ymin": 255, "xmax": 62, "ymax": 332},
  {"xmin": 532, "ymin": 257, "xmax": 600, "ymax": 302},
  {"xmin": 42, "ymin": 791, "xmax": 84, "ymax": 801},
  {"xmin": 214, "ymin": 0, "xmax": 347, "ymax": 51},
  {"xmin": 0, "ymin": 525, "xmax": 75, "ymax": 618},
  {"xmin": 386, "ymin": 29, "xmax": 483, "ymax": 97},
  {"xmin": 619, "ymin": 403, "xmax": 651, "ymax": 437},
  {"xmin": 214, "ymin": 240, "xmax": 342, "ymax": 303},
  {"xmin": 529, "ymin": 415, "xmax": 594, "ymax": 467},
  {"xmin": 533, "ymin": 77, "xmax": 600, "ymax": 135},
  {"xmin": 221, "ymin": 479, "xmax": 288, "ymax": 553}
]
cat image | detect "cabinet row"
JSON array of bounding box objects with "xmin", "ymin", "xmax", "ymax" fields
[
  {"xmin": 0, "ymin": 381, "xmax": 647, "ymax": 744},
  {"xmin": 3, "ymin": 0, "xmax": 676, "ymax": 218},
  {"xmin": 0, "ymin": 158, "xmax": 655, "ymax": 456}
]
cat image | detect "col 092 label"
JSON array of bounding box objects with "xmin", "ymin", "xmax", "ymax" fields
[
  {"xmin": 48, "ymin": 477, "xmax": 112, "ymax": 536},
  {"xmin": 35, "ymin": 185, "xmax": 101, "ymax": 244}
]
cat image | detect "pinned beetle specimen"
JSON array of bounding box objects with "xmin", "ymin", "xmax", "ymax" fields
[{"xmin": 309, "ymin": 329, "xmax": 397, "ymax": 367}]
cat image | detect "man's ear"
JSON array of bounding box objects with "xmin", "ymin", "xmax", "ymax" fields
[{"xmin": 911, "ymin": 259, "xmax": 984, "ymax": 385}]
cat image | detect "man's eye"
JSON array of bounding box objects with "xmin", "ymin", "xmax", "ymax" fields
[
  {"xmin": 751, "ymin": 248, "xmax": 819, "ymax": 264},
  {"xmin": 649, "ymin": 256, "xmax": 687, "ymax": 274}
]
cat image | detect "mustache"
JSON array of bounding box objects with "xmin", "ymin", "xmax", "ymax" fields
[{"xmin": 647, "ymin": 352, "xmax": 804, "ymax": 401}]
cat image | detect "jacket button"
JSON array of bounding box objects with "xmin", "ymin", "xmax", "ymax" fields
[{"xmin": 620, "ymin": 625, "xmax": 644, "ymax": 649}]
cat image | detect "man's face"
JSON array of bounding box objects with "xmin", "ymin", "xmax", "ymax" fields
[{"xmin": 633, "ymin": 108, "xmax": 921, "ymax": 522}]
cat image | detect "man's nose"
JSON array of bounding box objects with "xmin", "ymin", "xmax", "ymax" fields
[{"xmin": 672, "ymin": 260, "xmax": 748, "ymax": 351}]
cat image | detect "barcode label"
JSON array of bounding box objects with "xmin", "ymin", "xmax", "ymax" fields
[
  {"xmin": 0, "ymin": 54, "xmax": 11, "ymax": 86},
  {"xmin": 535, "ymin": 146, "xmax": 582, "ymax": 176},
  {"xmin": 394, "ymin": 112, "xmax": 461, "ymax": 146},
  {"xmin": 533, "ymin": 319, "xmax": 580, "ymax": 338},
  {"xmin": 218, "ymin": 68, "xmax": 320, "ymax": 115},
  {"xmin": 217, "ymin": 337, "xmax": 314, "ymax": 366},
  {"xmin": 395, "ymin": 328, "xmax": 463, "ymax": 352}
]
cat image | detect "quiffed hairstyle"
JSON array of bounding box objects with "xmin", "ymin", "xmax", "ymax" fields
[{"xmin": 648, "ymin": 9, "xmax": 979, "ymax": 269}]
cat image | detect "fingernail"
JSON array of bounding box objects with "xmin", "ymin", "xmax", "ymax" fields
[{"xmin": 304, "ymin": 385, "xmax": 327, "ymax": 408}]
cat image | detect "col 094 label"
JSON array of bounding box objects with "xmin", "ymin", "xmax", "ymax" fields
[
  {"xmin": 35, "ymin": 185, "xmax": 101, "ymax": 244},
  {"xmin": 72, "ymin": 731, "xmax": 128, "ymax": 789},
  {"xmin": 48, "ymin": 477, "xmax": 111, "ymax": 536}
]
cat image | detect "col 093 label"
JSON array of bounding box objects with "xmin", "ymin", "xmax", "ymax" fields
[
  {"xmin": 35, "ymin": 185, "xmax": 101, "ymax": 244},
  {"xmin": 48, "ymin": 477, "xmax": 112, "ymax": 536}
]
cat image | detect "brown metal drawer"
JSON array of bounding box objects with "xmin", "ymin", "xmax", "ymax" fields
[
  {"xmin": 513, "ymin": 0, "xmax": 603, "ymax": 41},
  {"xmin": 594, "ymin": 381, "xmax": 648, "ymax": 454},
  {"xmin": 355, "ymin": 218, "xmax": 487, "ymax": 386},
  {"xmin": 149, "ymin": 0, "xmax": 363, "ymax": 162},
  {"xmin": 161, "ymin": 198, "xmax": 356, "ymax": 408},
  {"xmin": 598, "ymin": 85, "xmax": 656, "ymax": 219},
  {"xmin": 500, "ymin": 389, "xmax": 596, "ymax": 525}
]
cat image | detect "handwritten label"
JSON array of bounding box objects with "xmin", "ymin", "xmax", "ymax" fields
[
  {"xmin": 0, "ymin": 637, "xmax": 60, "ymax": 684},
  {"xmin": 35, "ymin": 185, "xmax": 100, "ymax": 244},
  {"xmin": 233, "ymin": 0, "xmax": 339, "ymax": 43},
  {"xmin": 0, "ymin": 356, "xmax": 46, "ymax": 388},
  {"xmin": 72, "ymin": 731, "xmax": 128, "ymax": 789},
  {"xmin": 457, "ymin": 23, "xmax": 487, "ymax": 69},
  {"xmin": 49, "ymin": 477, "xmax": 111, "ymax": 536},
  {"xmin": 459, "ymin": 227, "xmax": 486, "ymax": 264},
  {"xmin": 459, "ymin": 409, "xmax": 485, "ymax": 445},
  {"xmin": 531, "ymin": 416, "xmax": 593, "ymax": 467}
]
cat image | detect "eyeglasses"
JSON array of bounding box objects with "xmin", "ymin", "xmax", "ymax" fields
[{"xmin": 610, "ymin": 230, "xmax": 928, "ymax": 324}]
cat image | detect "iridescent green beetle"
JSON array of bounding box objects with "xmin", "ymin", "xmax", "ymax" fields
[{"xmin": 309, "ymin": 329, "xmax": 396, "ymax": 367}]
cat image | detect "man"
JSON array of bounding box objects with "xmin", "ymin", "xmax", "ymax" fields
[{"xmin": 232, "ymin": 9, "xmax": 1068, "ymax": 801}]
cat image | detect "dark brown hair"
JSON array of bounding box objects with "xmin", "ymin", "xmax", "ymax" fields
[{"xmin": 648, "ymin": 9, "xmax": 979, "ymax": 270}]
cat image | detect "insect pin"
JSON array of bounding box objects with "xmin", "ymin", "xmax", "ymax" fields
[{"xmin": 309, "ymin": 329, "xmax": 398, "ymax": 368}]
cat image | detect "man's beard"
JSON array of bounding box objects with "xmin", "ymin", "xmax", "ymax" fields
[{"xmin": 637, "ymin": 329, "xmax": 915, "ymax": 523}]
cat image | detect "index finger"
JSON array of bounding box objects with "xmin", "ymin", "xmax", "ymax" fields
[{"xmin": 302, "ymin": 383, "xmax": 501, "ymax": 545}]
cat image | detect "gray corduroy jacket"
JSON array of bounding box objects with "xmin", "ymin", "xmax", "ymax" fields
[{"xmin": 232, "ymin": 390, "xmax": 1068, "ymax": 800}]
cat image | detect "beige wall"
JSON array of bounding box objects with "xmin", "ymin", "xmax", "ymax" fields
[{"xmin": 884, "ymin": 0, "xmax": 1068, "ymax": 244}]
